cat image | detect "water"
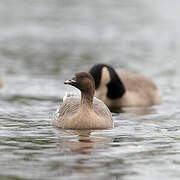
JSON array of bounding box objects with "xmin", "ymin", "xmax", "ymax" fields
[{"xmin": 0, "ymin": 0, "xmax": 180, "ymax": 179}]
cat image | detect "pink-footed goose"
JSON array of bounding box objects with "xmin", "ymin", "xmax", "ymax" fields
[{"xmin": 53, "ymin": 72, "xmax": 113, "ymax": 130}]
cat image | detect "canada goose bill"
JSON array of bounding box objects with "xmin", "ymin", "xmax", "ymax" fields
[{"xmin": 89, "ymin": 63, "xmax": 162, "ymax": 111}]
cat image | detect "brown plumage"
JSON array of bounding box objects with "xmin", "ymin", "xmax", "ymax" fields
[
  {"xmin": 89, "ymin": 64, "xmax": 162, "ymax": 112},
  {"xmin": 52, "ymin": 72, "xmax": 113, "ymax": 130}
]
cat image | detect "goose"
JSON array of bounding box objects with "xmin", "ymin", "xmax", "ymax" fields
[
  {"xmin": 0, "ymin": 76, "xmax": 2, "ymax": 88},
  {"xmin": 89, "ymin": 64, "xmax": 162, "ymax": 112},
  {"xmin": 52, "ymin": 72, "xmax": 113, "ymax": 130}
]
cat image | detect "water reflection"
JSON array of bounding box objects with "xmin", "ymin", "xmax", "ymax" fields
[
  {"xmin": 112, "ymin": 107, "xmax": 155, "ymax": 116},
  {"xmin": 52, "ymin": 130, "xmax": 113, "ymax": 176},
  {"xmin": 57, "ymin": 130, "xmax": 112, "ymax": 155},
  {"xmin": 122, "ymin": 107, "xmax": 155, "ymax": 116},
  {"xmin": 55, "ymin": 129, "xmax": 136, "ymax": 178}
]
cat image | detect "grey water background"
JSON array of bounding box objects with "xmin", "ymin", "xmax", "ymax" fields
[{"xmin": 0, "ymin": 0, "xmax": 180, "ymax": 179}]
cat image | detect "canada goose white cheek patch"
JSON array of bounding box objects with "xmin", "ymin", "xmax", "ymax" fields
[{"xmin": 101, "ymin": 67, "xmax": 111, "ymax": 84}]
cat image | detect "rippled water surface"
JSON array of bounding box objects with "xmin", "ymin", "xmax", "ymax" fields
[{"xmin": 1, "ymin": 0, "xmax": 180, "ymax": 179}]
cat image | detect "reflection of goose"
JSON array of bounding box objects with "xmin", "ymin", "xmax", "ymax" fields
[
  {"xmin": 0, "ymin": 76, "xmax": 2, "ymax": 88},
  {"xmin": 58, "ymin": 130, "xmax": 112, "ymax": 154},
  {"xmin": 53, "ymin": 72, "xmax": 113, "ymax": 130},
  {"xmin": 89, "ymin": 64, "xmax": 162, "ymax": 112},
  {"xmin": 56, "ymin": 130, "xmax": 113, "ymax": 175},
  {"xmin": 120, "ymin": 107, "xmax": 155, "ymax": 116}
]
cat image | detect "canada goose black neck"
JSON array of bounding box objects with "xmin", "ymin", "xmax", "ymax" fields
[
  {"xmin": 89, "ymin": 64, "xmax": 126, "ymax": 99},
  {"xmin": 65, "ymin": 72, "xmax": 95, "ymax": 109}
]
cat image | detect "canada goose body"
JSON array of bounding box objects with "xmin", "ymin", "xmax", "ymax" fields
[
  {"xmin": 53, "ymin": 72, "xmax": 113, "ymax": 130},
  {"xmin": 89, "ymin": 64, "xmax": 162, "ymax": 111}
]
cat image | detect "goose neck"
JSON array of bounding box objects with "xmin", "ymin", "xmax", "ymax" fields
[{"xmin": 81, "ymin": 92, "xmax": 94, "ymax": 109}]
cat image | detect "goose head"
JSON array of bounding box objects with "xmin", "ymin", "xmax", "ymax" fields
[
  {"xmin": 64, "ymin": 72, "xmax": 95, "ymax": 97},
  {"xmin": 89, "ymin": 64, "xmax": 125, "ymax": 99}
]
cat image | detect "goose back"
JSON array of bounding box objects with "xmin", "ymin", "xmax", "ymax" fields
[{"xmin": 53, "ymin": 94, "xmax": 113, "ymax": 129}]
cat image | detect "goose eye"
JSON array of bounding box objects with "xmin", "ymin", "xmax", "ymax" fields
[{"xmin": 71, "ymin": 76, "xmax": 76, "ymax": 83}]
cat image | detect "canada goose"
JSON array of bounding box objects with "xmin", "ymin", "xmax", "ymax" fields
[
  {"xmin": 53, "ymin": 72, "xmax": 113, "ymax": 130},
  {"xmin": 89, "ymin": 64, "xmax": 162, "ymax": 111}
]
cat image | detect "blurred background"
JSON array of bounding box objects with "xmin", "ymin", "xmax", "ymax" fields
[
  {"xmin": 1, "ymin": 0, "xmax": 180, "ymax": 98},
  {"xmin": 0, "ymin": 0, "xmax": 180, "ymax": 180}
]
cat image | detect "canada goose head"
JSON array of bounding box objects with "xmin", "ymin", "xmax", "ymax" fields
[
  {"xmin": 89, "ymin": 64, "xmax": 126, "ymax": 99},
  {"xmin": 64, "ymin": 72, "xmax": 95, "ymax": 97}
]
